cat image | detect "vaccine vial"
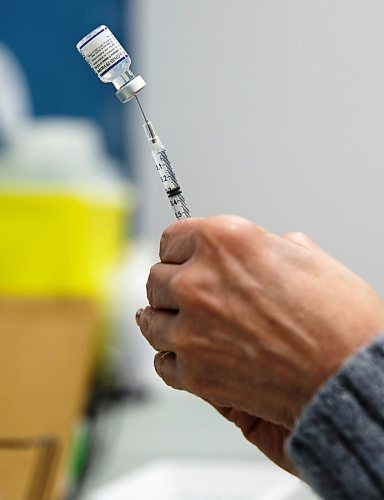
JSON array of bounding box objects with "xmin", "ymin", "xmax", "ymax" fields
[{"xmin": 76, "ymin": 25, "xmax": 146, "ymax": 103}]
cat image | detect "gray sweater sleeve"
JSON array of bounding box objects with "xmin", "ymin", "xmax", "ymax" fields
[{"xmin": 287, "ymin": 334, "xmax": 384, "ymax": 500}]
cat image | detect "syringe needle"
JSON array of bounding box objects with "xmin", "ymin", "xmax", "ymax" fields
[{"xmin": 135, "ymin": 95, "xmax": 149, "ymax": 123}]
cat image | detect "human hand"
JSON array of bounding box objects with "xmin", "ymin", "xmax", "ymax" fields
[
  {"xmin": 137, "ymin": 216, "xmax": 384, "ymax": 429},
  {"xmin": 211, "ymin": 403, "xmax": 295, "ymax": 474}
]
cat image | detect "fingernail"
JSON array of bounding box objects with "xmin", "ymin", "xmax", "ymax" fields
[{"xmin": 135, "ymin": 308, "xmax": 144, "ymax": 326}]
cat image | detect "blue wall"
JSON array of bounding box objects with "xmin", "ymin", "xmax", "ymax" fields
[{"xmin": 0, "ymin": 0, "xmax": 131, "ymax": 165}]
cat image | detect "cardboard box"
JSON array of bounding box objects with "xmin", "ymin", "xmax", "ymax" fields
[{"xmin": 0, "ymin": 298, "xmax": 98, "ymax": 500}]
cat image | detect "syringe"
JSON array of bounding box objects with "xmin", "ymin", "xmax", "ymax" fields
[
  {"xmin": 76, "ymin": 25, "xmax": 191, "ymax": 221},
  {"xmin": 134, "ymin": 97, "xmax": 191, "ymax": 220}
]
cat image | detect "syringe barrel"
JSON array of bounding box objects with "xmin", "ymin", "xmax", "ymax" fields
[{"xmin": 143, "ymin": 122, "xmax": 191, "ymax": 220}]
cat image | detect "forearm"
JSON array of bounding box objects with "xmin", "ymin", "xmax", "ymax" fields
[{"xmin": 288, "ymin": 334, "xmax": 384, "ymax": 500}]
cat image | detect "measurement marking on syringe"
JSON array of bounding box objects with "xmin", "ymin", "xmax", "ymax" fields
[
  {"xmin": 143, "ymin": 119, "xmax": 191, "ymax": 220},
  {"xmin": 167, "ymin": 187, "xmax": 182, "ymax": 198}
]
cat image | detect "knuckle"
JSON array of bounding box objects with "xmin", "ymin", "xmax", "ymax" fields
[
  {"xmin": 146, "ymin": 279, "xmax": 154, "ymax": 306},
  {"xmin": 200, "ymin": 216, "xmax": 265, "ymax": 250},
  {"xmin": 154, "ymin": 351, "xmax": 167, "ymax": 377},
  {"xmin": 282, "ymin": 231, "xmax": 314, "ymax": 250},
  {"xmin": 146, "ymin": 263, "xmax": 160, "ymax": 305},
  {"xmin": 159, "ymin": 224, "xmax": 174, "ymax": 260},
  {"xmin": 146, "ymin": 279, "xmax": 153, "ymax": 305},
  {"xmin": 142, "ymin": 307, "xmax": 155, "ymax": 343},
  {"xmin": 139, "ymin": 306, "xmax": 150, "ymax": 332},
  {"xmin": 170, "ymin": 271, "xmax": 192, "ymax": 299},
  {"xmin": 283, "ymin": 231, "xmax": 306, "ymax": 240},
  {"xmin": 170, "ymin": 270, "xmax": 203, "ymax": 310}
]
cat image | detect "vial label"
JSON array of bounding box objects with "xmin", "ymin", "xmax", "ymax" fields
[{"xmin": 79, "ymin": 27, "xmax": 128, "ymax": 78}]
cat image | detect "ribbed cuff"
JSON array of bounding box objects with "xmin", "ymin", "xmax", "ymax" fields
[{"xmin": 288, "ymin": 334, "xmax": 384, "ymax": 500}]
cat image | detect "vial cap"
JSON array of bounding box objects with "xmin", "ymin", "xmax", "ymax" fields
[{"xmin": 116, "ymin": 75, "xmax": 147, "ymax": 103}]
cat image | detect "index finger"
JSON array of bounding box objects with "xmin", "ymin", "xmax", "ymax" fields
[{"xmin": 160, "ymin": 217, "xmax": 205, "ymax": 264}]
